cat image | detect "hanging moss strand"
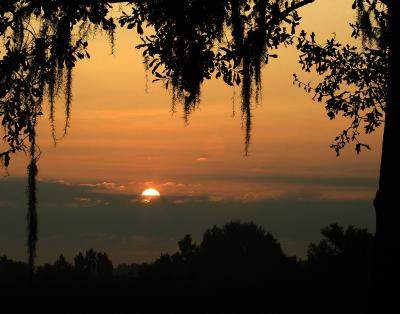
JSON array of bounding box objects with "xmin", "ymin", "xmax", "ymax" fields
[{"xmin": 27, "ymin": 133, "xmax": 38, "ymax": 285}]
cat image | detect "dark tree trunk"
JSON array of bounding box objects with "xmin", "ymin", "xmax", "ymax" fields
[{"xmin": 373, "ymin": 1, "xmax": 400, "ymax": 306}]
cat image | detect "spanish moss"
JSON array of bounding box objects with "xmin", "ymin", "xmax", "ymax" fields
[
  {"xmin": 241, "ymin": 56, "xmax": 252, "ymax": 155},
  {"xmin": 354, "ymin": 0, "xmax": 388, "ymax": 48},
  {"xmin": 171, "ymin": 85, "xmax": 177, "ymax": 114},
  {"xmin": 63, "ymin": 66, "xmax": 73, "ymax": 135},
  {"xmin": 48, "ymin": 61, "xmax": 58, "ymax": 144},
  {"xmin": 27, "ymin": 133, "xmax": 38, "ymax": 284},
  {"xmin": 107, "ymin": 19, "xmax": 116, "ymax": 55},
  {"xmin": 12, "ymin": 15, "xmax": 24, "ymax": 49}
]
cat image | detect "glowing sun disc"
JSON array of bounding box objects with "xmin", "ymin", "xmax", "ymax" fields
[{"xmin": 141, "ymin": 188, "xmax": 160, "ymax": 197}]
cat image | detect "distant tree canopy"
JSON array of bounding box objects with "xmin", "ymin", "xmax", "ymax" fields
[
  {"xmin": 74, "ymin": 249, "xmax": 113, "ymax": 277},
  {"xmin": 307, "ymin": 223, "xmax": 374, "ymax": 281},
  {"xmin": 0, "ymin": 221, "xmax": 374, "ymax": 311},
  {"xmin": 143, "ymin": 221, "xmax": 293, "ymax": 286}
]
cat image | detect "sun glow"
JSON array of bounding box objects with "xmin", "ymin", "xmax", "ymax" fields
[
  {"xmin": 141, "ymin": 188, "xmax": 161, "ymax": 197},
  {"xmin": 141, "ymin": 188, "xmax": 161, "ymax": 204}
]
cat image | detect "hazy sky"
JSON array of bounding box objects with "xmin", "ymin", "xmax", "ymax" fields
[{"xmin": 1, "ymin": 1, "xmax": 381, "ymax": 264}]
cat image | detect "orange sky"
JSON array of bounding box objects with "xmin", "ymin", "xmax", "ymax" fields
[
  {"xmin": 7, "ymin": 0, "xmax": 381, "ymax": 195},
  {"xmin": 1, "ymin": 0, "xmax": 382, "ymax": 263}
]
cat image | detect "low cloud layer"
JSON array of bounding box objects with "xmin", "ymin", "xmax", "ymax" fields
[{"xmin": 0, "ymin": 177, "xmax": 375, "ymax": 264}]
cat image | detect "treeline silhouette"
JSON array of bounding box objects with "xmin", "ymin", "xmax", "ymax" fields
[{"xmin": 1, "ymin": 221, "xmax": 373, "ymax": 312}]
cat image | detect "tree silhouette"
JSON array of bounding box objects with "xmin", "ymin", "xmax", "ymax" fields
[
  {"xmin": 74, "ymin": 249, "xmax": 113, "ymax": 277},
  {"xmin": 140, "ymin": 221, "xmax": 299, "ymax": 308},
  {"xmin": 0, "ymin": 1, "xmax": 396, "ymax": 295},
  {"xmin": 292, "ymin": 0, "xmax": 399, "ymax": 296},
  {"xmin": 197, "ymin": 221, "xmax": 290, "ymax": 286},
  {"xmin": 308, "ymin": 224, "xmax": 373, "ymax": 277},
  {"xmin": 1, "ymin": 221, "xmax": 375, "ymax": 308},
  {"xmin": 178, "ymin": 234, "xmax": 197, "ymax": 261},
  {"xmin": 53, "ymin": 254, "xmax": 73, "ymax": 272},
  {"xmin": 306, "ymin": 224, "xmax": 374, "ymax": 312}
]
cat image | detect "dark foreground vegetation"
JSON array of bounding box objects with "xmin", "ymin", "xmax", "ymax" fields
[{"xmin": 1, "ymin": 221, "xmax": 373, "ymax": 312}]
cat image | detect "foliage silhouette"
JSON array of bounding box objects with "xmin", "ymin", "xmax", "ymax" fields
[
  {"xmin": 308, "ymin": 224, "xmax": 374, "ymax": 284},
  {"xmin": 74, "ymin": 249, "xmax": 113, "ymax": 277},
  {"xmin": 1, "ymin": 0, "xmax": 116, "ymax": 277},
  {"xmin": 0, "ymin": 221, "xmax": 374, "ymax": 313},
  {"xmin": 293, "ymin": 29, "xmax": 386, "ymax": 155},
  {"xmin": 292, "ymin": 0, "xmax": 400, "ymax": 295}
]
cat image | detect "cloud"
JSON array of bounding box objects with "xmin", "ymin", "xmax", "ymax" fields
[
  {"xmin": 195, "ymin": 157, "xmax": 208, "ymax": 162},
  {"xmin": 66, "ymin": 197, "xmax": 111, "ymax": 208},
  {"xmin": 177, "ymin": 173, "xmax": 379, "ymax": 188},
  {"xmin": 158, "ymin": 181, "xmax": 185, "ymax": 187},
  {"xmin": 0, "ymin": 177, "xmax": 375, "ymax": 265},
  {"xmin": 79, "ymin": 181, "xmax": 126, "ymax": 192}
]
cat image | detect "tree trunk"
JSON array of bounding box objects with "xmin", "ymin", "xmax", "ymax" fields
[{"xmin": 373, "ymin": 1, "xmax": 400, "ymax": 307}]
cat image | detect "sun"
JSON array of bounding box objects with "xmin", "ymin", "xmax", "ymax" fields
[
  {"xmin": 141, "ymin": 188, "xmax": 161, "ymax": 204},
  {"xmin": 141, "ymin": 188, "xmax": 160, "ymax": 197}
]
